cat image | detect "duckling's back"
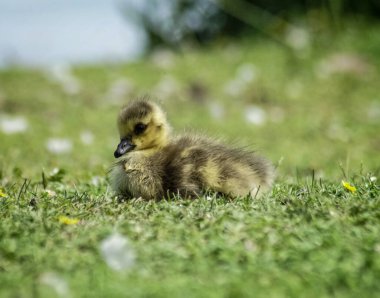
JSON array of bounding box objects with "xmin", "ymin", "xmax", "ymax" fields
[{"xmin": 159, "ymin": 135, "xmax": 274, "ymax": 198}]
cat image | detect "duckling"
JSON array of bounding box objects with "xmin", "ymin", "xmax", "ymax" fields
[{"xmin": 109, "ymin": 99, "xmax": 274, "ymax": 200}]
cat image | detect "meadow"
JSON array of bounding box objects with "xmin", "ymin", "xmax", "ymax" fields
[{"xmin": 0, "ymin": 21, "xmax": 379, "ymax": 297}]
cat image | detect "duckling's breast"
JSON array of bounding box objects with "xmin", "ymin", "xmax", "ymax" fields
[{"xmin": 109, "ymin": 152, "xmax": 164, "ymax": 200}]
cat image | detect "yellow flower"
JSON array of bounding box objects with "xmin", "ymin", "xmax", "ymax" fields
[
  {"xmin": 0, "ymin": 188, "xmax": 7, "ymax": 198},
  {"xmin": 342, "ymin": 180, "xmax": 357, "ymax": 193},
  {"xmin": 58, "ymin": 216, "xmax": 79, "ymax": 225}
]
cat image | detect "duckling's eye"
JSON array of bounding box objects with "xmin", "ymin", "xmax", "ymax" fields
[{"xmin": 134, "ymin": 123, "xmax": 147, "ymax": 135}]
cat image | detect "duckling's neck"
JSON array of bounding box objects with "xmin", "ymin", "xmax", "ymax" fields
[{"xmin": 141, "ymin": 129, "xmax": 170, "ymax": 157}]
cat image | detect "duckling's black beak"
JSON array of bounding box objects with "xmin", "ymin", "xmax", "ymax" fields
[{"xmin": 114, "ymin": 138, "xmax": 135, "ymax": 158}]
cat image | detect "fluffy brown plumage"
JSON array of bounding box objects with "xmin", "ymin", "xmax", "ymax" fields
[{"xmin": 109, "ymin": 99, "xmax": 274, "ymax": 200}]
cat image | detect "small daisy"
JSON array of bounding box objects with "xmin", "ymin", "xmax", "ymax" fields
[
  {"xmin": 236, "ymin": 63, "xmax": 257, "ymax": 83},
  {"xmin": 154, "ymin": 75, "xmax": 179, "ymax": 98},
  {"xmin": 224, "ymin": 78, "xmax": 245, "ymax": 96},
  {"xmin": 106, "ymin": 78, "xmax": 134, "ymax": 104},
  {"xmin": 151, "ymin": 48, "xmax": 175, "ymax": 69},
  {"xmin": 80, "ymin": 130, "xmax": 94, "ymax": 145},
  {"xmin": 285, "ymin": 26, "xmax": 310, "ymax": 51},
  {"xmin": 208, "ymin": 102, "xmax": 224, "ymax": 120},
  {"xmin": 40, "ymin": 272, "xmax": 69, "ymax": 297},
  {"xmin": 100, "ymin": 233, "xmax": 135, "ymax": 271},
  {"xmin": 245, "ymin": 105, "xmax": 267, "ymax": 125},
  {"xmin": 0, "ymin": 116, "xmax": 28, "ymax": 134},
  {"xmin": 46, "ymin": 138, "xmax": 73, "ymax": 154},
  {"xmin": 44, "ymin": 189, "xmax": 57, "ymax": 197},
  {"xmin": 46, "ymin": 63, "xmax": 81, "ymax": 95}
]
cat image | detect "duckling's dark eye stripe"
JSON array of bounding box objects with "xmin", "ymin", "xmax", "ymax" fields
[{"xmin": 134, "ymin": 123, "xmax": 147, "ymax": 134}]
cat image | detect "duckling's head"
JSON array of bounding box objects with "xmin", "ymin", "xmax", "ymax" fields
[{"xmin": 114, "ymin": 99, "xmax": 171, "ymax": 158}]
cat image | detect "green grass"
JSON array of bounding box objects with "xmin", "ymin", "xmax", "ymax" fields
[
  {"xmin": 1, "ymin": 20, "xmax": 380, "ymax": 297},
  {"xmin": 1, "ymin": 177, "xmax": 379, "ymax": 297}
]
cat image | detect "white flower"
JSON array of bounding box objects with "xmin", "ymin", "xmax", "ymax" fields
[
  {"xmin": 91, "ymin": 176, "xmax": 102, "ymax": 187},
  {"xmin": 154, "ymin": 75, "xmax": 179, "ymax": 98},
  {"xmin": 106, "ymin": 78, "xmax": 134, "ymax": 104},
  {"xmin": 0, "ymin": 116, "xmax": 28, "ymax": 134},
  {"xmin": 100, "ymin": 233, "xmax": 135, "ymax": 271},
  {"xmin": 224, "ymin": 64, "xmax": 258, "ymax": 96},
  {"xmin": 224, "ymin": 79, "xmax": 244, "ymax": 96},
  {"xmin": 236, "ymin": 63, "xmax": 257, "ymax": 83},
  {"xmin": 206, "ymin": 195, "xmax": 213, "ymax": 201},
  {"xmin": 40, "ymin": 272, "xmax": 70, "ymax": 297},
  {"xmin": 46, "ymin": 63, "xmax": 81, "ymax": 95},
  {"xmin": 151, "ymin": 48, "xmax": 175, "ymax": 69},
  {"xmin": 46, "ymin": 138, "xmax": 73, "ymax": 154},
  {"xmin": 244, "ymin": 240, "xmax": 257, "ymax": 252},
  {"xmin": 285, "ymin": 26, "xmax": 310, "ymax": 51},
  {"xmin": 370, "ymin": 176, "xmax": 377, "ymax": 182},
  {"xmin": 50, "ymin": 168, "xmax": 60, "ymax": 175},
  {"xmin": 208, "ymin": 102, "xmax": 224, "ymax": 120},
  {"xmin": 244, "ymin": 105, "xmax": 267, "ymax": 125},
  {"xmin": 44, "ymin": 189, "xmax": 57, "ymax": 197},
  {"xmin": 80, "ymin": 130, "xmax": 94, "ymax": 145}
]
